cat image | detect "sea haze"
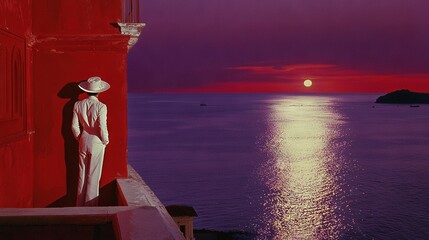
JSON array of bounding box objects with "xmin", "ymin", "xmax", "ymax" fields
[{"xmin": 127, "ymin": 93, "xmax": 429, "ymax": 239}]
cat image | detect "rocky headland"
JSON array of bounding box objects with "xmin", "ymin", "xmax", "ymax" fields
[{"xmin": 376, "ymin": 89, "xmax": 429, "ymax": 104}]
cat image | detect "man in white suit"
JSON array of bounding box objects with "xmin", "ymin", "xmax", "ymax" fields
[{"xmin": 72, "ymin": 76, "xmax": 110, "ymax": 206}]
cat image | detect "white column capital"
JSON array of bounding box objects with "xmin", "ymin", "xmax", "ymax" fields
[{"xmin": 117, "ymin": 23, "xmax": 146, "ymax": 51}]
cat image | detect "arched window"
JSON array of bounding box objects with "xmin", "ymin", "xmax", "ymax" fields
[
  {"xmin": 0, "ymin": 30, "xmax": 26, "ymax": 143},
  {"xmin": 12, "ymin": 47, "xmax": 23, "ymax": 118},
  {"xmin": 0, "ymin": 45, "xmax": 7, "ymax": 120}
]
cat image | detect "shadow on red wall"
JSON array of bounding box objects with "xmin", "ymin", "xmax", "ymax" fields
[{"xmin": 49, "ymin": 82, "xmax": 83, "ymax": 207}]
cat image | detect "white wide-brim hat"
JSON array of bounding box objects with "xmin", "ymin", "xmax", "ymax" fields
[{"xmin": 78, "ymin": 76, "xmax": 110, "ymax": 93}]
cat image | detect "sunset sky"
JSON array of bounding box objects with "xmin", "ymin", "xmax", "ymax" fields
[{"xmin": 127, "ymin": 0, "xmax": 429, "ymax": 93}]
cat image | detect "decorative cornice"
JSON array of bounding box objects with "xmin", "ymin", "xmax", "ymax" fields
[
  {"xmin": 117, "ymin": 23, "xmax": 145, "ymax": 51},
  {"xmin": 31, "ymin": 34, "xmax": 130, "ymax": 52}
]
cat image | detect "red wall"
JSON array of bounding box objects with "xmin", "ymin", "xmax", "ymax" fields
[
  {"xmin": 32, "ymin": 0, "xmax": 122, "ymax": 35},
  {"xmin": 0, "ymin": 0, "xmax": 32, "ymax": 36},
  {"xmin": 31, "ymin": 0, "xmax": 129, "ymax": 207},
  {"xmin": 0, "ymin": 0, "xmax": 129, "ymax": 208},
  {"xmin": 0, "ymin": 139, "xmax": 34, "ymax": 207},
  {"xmin": 0, "ymin": 1, "xmax": 34, "ymax": 207}
]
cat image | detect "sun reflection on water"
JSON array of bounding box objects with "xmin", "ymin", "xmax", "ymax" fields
[{"xmin": 256, "ymin": 96, "xmax": 350, "ymax": 239}]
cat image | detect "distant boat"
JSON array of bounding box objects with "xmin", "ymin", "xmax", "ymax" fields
[
  {"xmin": 410, "ymin": 105, "xmax": 420, "ymax": 108},
  {"xmin": 200, "ymin": 103, "xmax": 207, "ymax": 106}
]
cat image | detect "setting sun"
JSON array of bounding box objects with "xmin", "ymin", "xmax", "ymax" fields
[{"xmin": 304, "ymin": 79, "xmax": 313, "ymax": 88}]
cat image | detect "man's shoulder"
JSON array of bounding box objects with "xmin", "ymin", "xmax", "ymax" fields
[
  {"xmin": 97, "ymin": 101, "xmax": 107, "ymax": 107},
  {"xmin": 74, "ymin": 98, "xmax": 89, "ymax": 106},
  {"xmin": 95, "ymin": 101, "xmax": 107, "ymax": 112},
  {"xmin": 73, "ymin": 99, "xmax": 83, "ymax": 108},
  {"xmin": 75, "ymin": 97, "xmax": 106, "ymax": 109}
]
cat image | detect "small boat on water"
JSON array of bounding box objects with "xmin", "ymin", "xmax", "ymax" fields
[{"xmin": 410, "ymin": 105, "xmax": 420, "ymax": 108}]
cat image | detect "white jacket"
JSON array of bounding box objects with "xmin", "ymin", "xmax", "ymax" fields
[{"xmin": 71, "ymin": 96, "xmax": 109, "ymax": 145}]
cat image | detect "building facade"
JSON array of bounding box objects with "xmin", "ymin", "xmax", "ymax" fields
[{"xmin": 0, "ymin": 0, "xmax": 139, "ymax": 208}]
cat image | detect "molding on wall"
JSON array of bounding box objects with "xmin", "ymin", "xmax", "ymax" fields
[
  {"xmin": 117, "ymin": 23, "xmax": 145, "ymax": 51},
  {"xmin": 30, "ymin": 34, "xmax": 130, "ymax": 52}
]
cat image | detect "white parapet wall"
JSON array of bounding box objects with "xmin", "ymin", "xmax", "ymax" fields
[
  {"xmin": 0, "ymin": 164, "xmax": 185, "ymax": 240},
  {"xmin": 115, "ymin": 165, "xmax": 186, "ymax": 240}
]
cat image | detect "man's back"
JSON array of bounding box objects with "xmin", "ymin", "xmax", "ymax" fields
[{"xmin": 71, "ymin": 96, "xmax": 109, "ymax": 145}]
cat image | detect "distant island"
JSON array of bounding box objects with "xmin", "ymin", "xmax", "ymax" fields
[{"xmin": 376, "ymin": 89, "xmax": 429, "ymax": 104}]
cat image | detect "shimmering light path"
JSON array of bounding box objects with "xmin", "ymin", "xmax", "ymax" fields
[
  {"xmin": 129, "ymin": 94, "xmax": 429, "ymax": 239},
  {"xmin": 257, "ymin": 96, "xmax": 351, "ymax": 239}
]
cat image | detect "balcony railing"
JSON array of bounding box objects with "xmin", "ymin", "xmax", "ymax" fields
[{"xmin": 122, "ymin": 0, "xmax": 140, "ymax": 23}]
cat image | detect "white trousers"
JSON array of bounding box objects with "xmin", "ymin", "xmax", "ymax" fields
[{"xmin": 76, "ymin": 133, "xmax": 106, "ymax": 206}]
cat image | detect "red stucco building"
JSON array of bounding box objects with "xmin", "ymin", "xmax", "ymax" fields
[
  {"xmin": 0, "ymin": 0, "xmax": 140, "ymax": 208},
  {"xmin": 0, "ymin": 1, "xmax": 186, "ymax": 239}
]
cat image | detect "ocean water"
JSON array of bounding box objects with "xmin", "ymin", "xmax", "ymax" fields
[{"xmin": 127, "ymin": 93, "xmax": 429, "ymax": 239}]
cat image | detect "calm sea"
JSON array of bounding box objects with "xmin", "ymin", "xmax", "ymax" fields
[{"xmin": 127, "ymin": 93, "xmax": 429, "ymax": 239}]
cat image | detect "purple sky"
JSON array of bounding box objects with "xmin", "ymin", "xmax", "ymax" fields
[{"xmin": 127, "ymin": 0, "xmax": 429, "ymax": 93}]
